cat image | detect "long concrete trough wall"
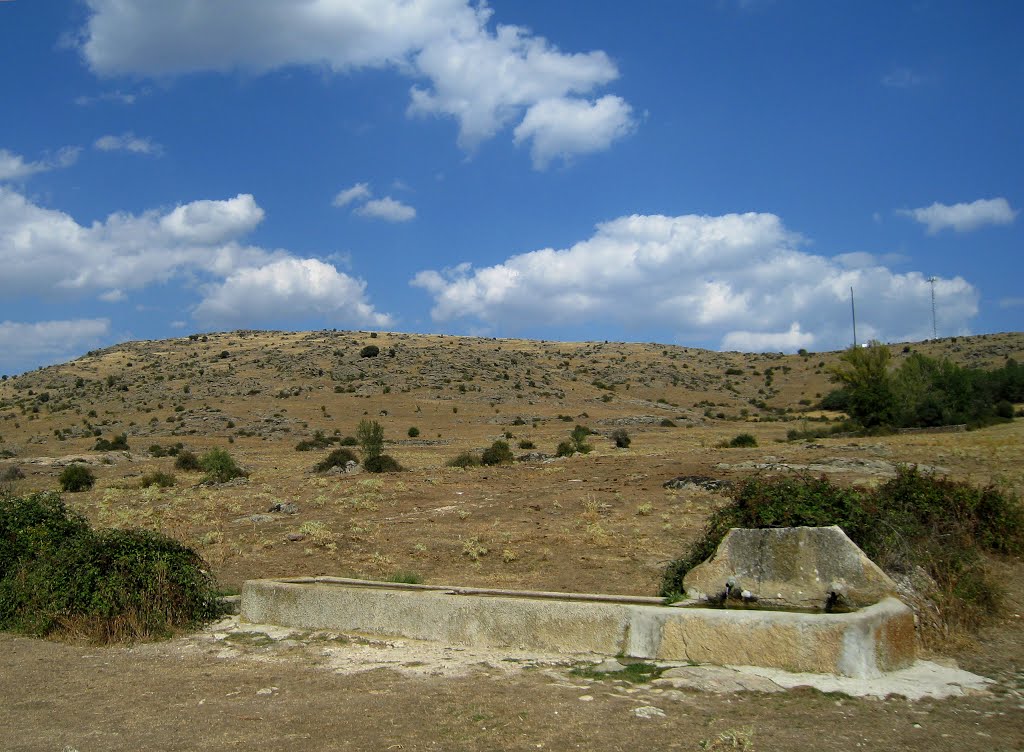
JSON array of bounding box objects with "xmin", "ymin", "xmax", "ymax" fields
[{"xmin": 241, "ymin": 577, "xmax": 916, "ymax": 678}]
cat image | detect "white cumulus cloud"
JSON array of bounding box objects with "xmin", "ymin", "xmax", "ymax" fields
[
  {"xmin": 193, "ymin": 258, "xmax": 392, "ymax": 328},
  {"xmin": 513, "ymin": 95, "xmax": 636, "ymax": 169},
  {"xmin": 0, "ymin": 187, "xmax": 279, "ymax": 297},
  {"xmin": 78, "ymin": 0, "xmax": 632, "ymax": 167},
  {"xmin": 94, "ymin": 132, "xmax": 163, "ymax": 155},
  {"xmin": 412, "ymin": 212, "xmax": 979, "ymax": 352},
  {"xmin": 0, "ymin": 319, "xmax": 111, "ymax": 375},
  {"xmin": 0, "ymin": 147, "xmax": 80, "ymax": 181},
  {"xmin": 898, "ymin": 197, "xmax": 1017, "ymax": 234},
  {"xmin": 355, "ymin": 197, "xmax": 416, "ymax": 222},
  {"xmin": 333, "ymin": 182, "xmax": 372, "ymax": 208}
]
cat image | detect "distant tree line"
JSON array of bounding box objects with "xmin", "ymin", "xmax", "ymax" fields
[{"xmin": 822, "ymin": 344, "xmax": 1022, "ymax": 430}]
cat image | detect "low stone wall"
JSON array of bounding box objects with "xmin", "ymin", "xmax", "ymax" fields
[{"xmin": 241, "ymin": 578, "xmax": 916, "ymax": 678}]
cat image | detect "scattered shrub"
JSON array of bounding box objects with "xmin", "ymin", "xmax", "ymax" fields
[
  {"xmin": 660, "ymin": 418, "xmax": 677, "ymax": 428},
  {"xmin": 339, "ymin": 436, "xmax": 358, "ymax": 446},
  {"xmin": 359, "ymin": 345, "xmax": 380, "ymax": 358},
  {"xmin": 0, "ymin": 491, "xmax": 222, "ymax": 641},
  {"xmin": 198, "ymin": 449, "xmax": 247, "ymax": 484},
  {"xmin": 407, "ymin": 427, "xmax": 420, "ymax": 438},
  {"xmin": 518, "ymin": 440, "xmax": 536, "ymax": 450},
  {"xmin": 295, "ymin": 431, "xmax": 335, "ymax": 452},
  {"xmin": 363, "ymin": 454, "xmax": 403, "ymax": 473},
  {"xmin": 313, "ymin": 448, "xmax": 359, "ymax": 473},
  {"xmin": 555, "ymin": 440, "xmax": 576, "ymax": 458},
  {"xmin": 59, "ymin": 464, "xmax": 95, "ymax": 492},
  {"xmin": 446, "ymin": 452, "xmax": 482, "ymax": 468},
  {"xmin": 1, "ymin": 466, "xmax": 25, "ymax": 482},
  {"xmin": 148, "ymin": 444, "xmax": 166, "ymax": 457},
  {"xmin": 660, "ymin": 467, "xmax": 1024, "ymax": 640},
  {"xmin": 726, "ymin": 433, "xmax": 758, "ymax": 448},
  {"xmin": 357, "ymin": 419, "xmax": 385, "ymax": 461},
  {"xmin": 139, "ymin": 471, "xmax": 176, "ymax": 489},
  {"xmin": 481, "ymin": 440, "xmax": 514, "ymax": 466},
  {"xmin": 93, "ymin": 434, "xmax": 129, "ymax": 451},
  {"xmin": 174, "ymin": 450, "xmax": 202, "ymax": 472},
  {"xmin": 611, "ymin": 428, "xmax": 631, "ymax": 448}
]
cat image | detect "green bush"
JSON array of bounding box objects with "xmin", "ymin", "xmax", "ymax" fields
[
  {"xmin": 59, "ymin": 464, "xmax": 95, "ymax": 492},
  {"xmin": 555, "ymin": 440, "xmax": 575, "ymax": 458},
  {"xmin": 446, "ymin": 452, "xmax": 482, "ymax": 468},
  {"xmin": 359, "ymin": 345, "xmax": 380, "ymax": 358},
  {"xmin": 93, "ymin": 433, "xmax": 129, "ymax": 451},
  {"xmin": 357, "ymin": 419, "xmax": 385, "ymax": 461},
  {"xmin": 481, "ymin": 440, "xmax": 514, "ymax": 466},
  {"xmin": 339, "ymin": 436, "xmax": 358, "ymax": 446},
  {"xmin": 611, "ymin": 428, "xmax": 631, "ymax": 448},
  {"xmin": 139, "ymin": 471, "xmax": 176, "ymax": 489},
  {"xmin": 0, "ymin": 491, "xmax": 222, "ymax": 641},
  {"xmin": 198, "ymin": 449, "xmax": 247, "ymax": 484},
  {"xmin": 726, "ymin": 433, "xmax": 757, "ymax": 448},
  {"xmin": 660, "ymin": 467, "xmax": 1024, "ymax": 638},
  {"xmin": 407, "ymin": 427, "xmax": 420, "ymax": 438},
  {"xmin": 313, "ymin": 448, "xmax": 359, "ymax": 473},
  {"xmin": 363, "ymin": 454, "xmax": 403, "ymax": 473},
  {"xmin": 174, "ymin": 450, "xmax": 202, "ymax": 471},
  {"xmin": 518, "ymin": 440, "xmax": 536, "ymax": 450},
  {"xmin": 660, "ymin": 418, "xmax": 677, "ymax": 428},
  {"xmin": 569, "ymin": 425, "xmax": 593, "ymax": 454},
  {"xmin": 295, "ymin": 431, "xmax": 335, "ymax": 452},
  {"xmin": 1, "ymin": 466, "xmax": 24, "ymax": 482}
]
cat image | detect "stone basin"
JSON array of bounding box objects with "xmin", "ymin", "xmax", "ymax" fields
[{"xmin": 240, "ymin": 576, "xmax": 916, "ymax": 678}]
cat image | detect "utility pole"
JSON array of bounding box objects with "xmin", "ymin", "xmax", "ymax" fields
[
  {"xmin": 927, "ymin": 276, "xmax": 937, "ymax": 339},
  {"xmin": 850, "ymin": 286, "xmax": 858, "ymax": 348}
]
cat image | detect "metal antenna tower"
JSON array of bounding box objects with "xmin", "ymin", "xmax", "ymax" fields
[
  {"xmin": 850, "ymin": 286, "xmax": 857, "ymax": 347},
  {"xmin": 927, "ymin": 277, "xmax": 937, "ymax": 339}
]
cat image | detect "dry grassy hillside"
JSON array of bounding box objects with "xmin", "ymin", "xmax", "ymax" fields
[{"xmin": 1, "ymin": 330, "xmax": 1022, "ymax": 596}]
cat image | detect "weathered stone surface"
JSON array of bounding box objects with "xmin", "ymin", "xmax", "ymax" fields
[
  {"xmin": 653, "ymin": 665, "xmax": 784, "ymax": 693},
  {"xmin": 682, "ymin": 525, "xmax": 897, "ymax": 610}
]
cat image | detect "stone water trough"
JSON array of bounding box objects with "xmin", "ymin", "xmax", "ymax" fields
[{"xmin": 241, "ymin": 526, "xmax": 916, "ymax": 679}]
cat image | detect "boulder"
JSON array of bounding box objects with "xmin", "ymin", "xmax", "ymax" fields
[{"xmin": 682, "ymin": 525, "xmax": 897, "ymax": 611}]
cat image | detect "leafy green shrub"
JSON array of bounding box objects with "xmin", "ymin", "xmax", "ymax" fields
[
  {"xmin": 295, "ymin": 431, "xmax": 335, "ymax": 452},
  {"xmin": 93, "ymin": 433, "xmax": 129, "ymax": 451},
  {"xmin": 726, "ymin": 433, "xmax": 757, "ymax": 448},
  {"xmin": 555, "ymin": 440, "xmax": 575, "ymax": 458},
  {"xmin": 198, "ymin": 449, "xmax": 247, "ymax": 484},
  {"xmin": 313, "ymin": 448, "xmax": 359, "ymax": 473},
  {"xmin": 363, "ymin": 454, "xmax": 403, "ymax": 473},
  {"xmin": 569, "ymin": 425, "xmax": 593, "ymax": 454},
  {"xmin": 518, "ymin": 440, "xmax": 536, "ymax": 450},
  {"xmin": 481, "ymin": 440, "xmax": 514, "ymax": 466},
  {"xmin": 611, "ymin": 428, "xmax": 631, "ymax": 448},
  {"xmin": 0, "ymin": 491, "xmax": 222, "ymax": 641},
  {"xmin": 174, "ymin": 450, "xmax": 201, "ymax": 471},
  {"xmin": 148, "ymin": 444, "xmax": 166, "ymax": 457},
  {"xmin": 660, "ymin": 418, "xmax": 677, "ymax": 427},
  {"xmin": 357, "ymin": 419, "xmax": 384, "ymax": 461},
  {"xmin": 359, "ymin": 345, "xmax": 380, "ymax": 358},
  {"xmin": 446, "ymin": 452, "xmax": 482, "ymax": 468},
  {"xmin": 660, "ymin": 467, "xmax": 1024, "ymax": 639},
  {"xmin": 139, "ymin": 471, "xmax": 176, "ymax": 489},
  {"xmin": 995, "ymin": 400, "xmax": 1014, "ymax": 419},
  {"xmin": 59, "ymin": 464, "xmax": 95, "ymax": 492},
  {"xmin": 339, "ymin": 436, "xmax": 358, "ymax": 447},
  {"xmin": 407, "ymin": 427, "xmax": 420, "ymax": 438}
]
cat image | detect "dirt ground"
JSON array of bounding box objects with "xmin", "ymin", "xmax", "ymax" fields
[{"xmin": 1, "ymin": 331, "xmax": 1023, "ymax": 749}]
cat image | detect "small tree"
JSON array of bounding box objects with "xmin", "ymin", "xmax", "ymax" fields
[
  {"xmin": 611, "ymin": 428, "xmax": 631, "ymax": 448},
  {"xmin": 481, "ymin": 440, "xmax": 514, "ymax": 466},
  {"xmin": 829, "ymin": 342, "xmax": 896, "ymax": 428},
  {"xmin": 359, "ymin": 345, "xmax": 380, "ymax": 358},
  {"xmin": 356, "ymin": 419, "xmax": 385, "ymax": 461},
  {"xmin": 59, "ymin": 464, "xmax": 95, "ymax": 492}
]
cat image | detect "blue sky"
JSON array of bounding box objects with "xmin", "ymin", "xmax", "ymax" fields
[{"xmin": 1, "ymin": 0, "xmax": 1021, "ymax": 375}]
